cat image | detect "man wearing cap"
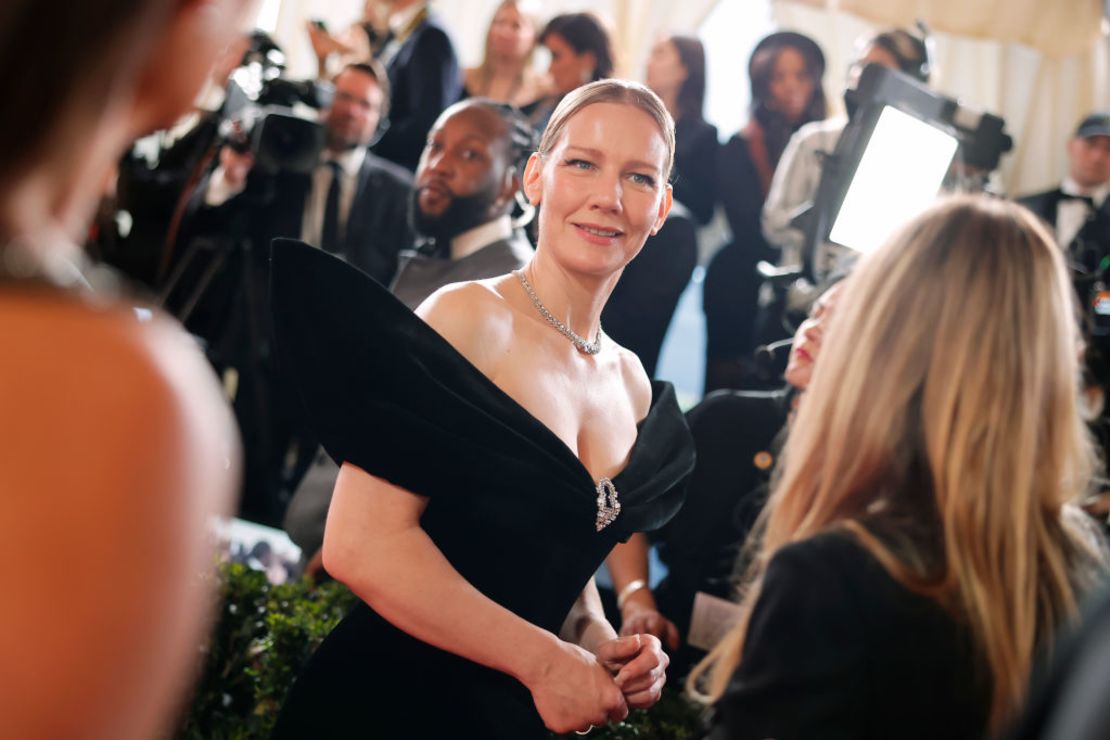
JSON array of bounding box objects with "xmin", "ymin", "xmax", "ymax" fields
[{"xmin": 1019, "ymin": 113, "xmax": 1110, "ymax": 263}]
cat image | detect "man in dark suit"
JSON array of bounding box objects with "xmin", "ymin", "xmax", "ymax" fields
[
  {"xmin": 184, "ymin": 60, "xmax": 413, "ymax": 524},
  {"xmin": 196, "ymin": 60, "xmax": 413, "ymax": 283},
  {"xmin": 372, "ymin": 0, "xmax": 462, "ymax": 171},
  {"xmin": 1019, "ymin": 112, "xmax": 1110, "ymax": 274},
  {"xmin": 390, "ymin": 99, "xmax": 535, "ymax": 309}
]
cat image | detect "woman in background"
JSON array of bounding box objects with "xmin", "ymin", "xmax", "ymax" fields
[
  {"xmin": 704, "ymin": 31, "xmax": 827, "ymax": 392},
  {"xmin": 525, "ymin": 12, "xmax": 616, "ymax": 131},
  {"xmin": 693, "ymin": 196, "xmax": 1109, "ymax": 739},
  {"xmin": 462, "ymin": 0, "xmax": 544, "ymax": 107},
  {"xmin": 0, "ymin": 0, "xmax": 247, "ymax": 737},
  {"xmin": 306, "ymin": 0, "xmax": 390, "ymax": 79},
  {"xmin": 644, "ymin": 34, "xmax": 718, "ymax": 226}
]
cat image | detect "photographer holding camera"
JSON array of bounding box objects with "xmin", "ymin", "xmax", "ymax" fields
[
  {"xmin": 185, "ymin": 59, "xmax": 412, "ymax": 523},
  {"xmin": 196, "ymin": 60, "xmax": 412, "ymax": 282}
]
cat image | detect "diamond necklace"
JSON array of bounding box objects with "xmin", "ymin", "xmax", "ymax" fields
[{"xmin": 515, "ymin": 269, "xmax": 602, "ymax": 355}]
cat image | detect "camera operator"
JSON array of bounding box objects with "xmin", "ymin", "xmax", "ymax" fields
[
  {"xmin": 184, "ymin": 60, "xmax": 413, "ymax": 524},
  {"xmin": 196, "ymin": 61, "xmax": 412, "ymax": 281}
]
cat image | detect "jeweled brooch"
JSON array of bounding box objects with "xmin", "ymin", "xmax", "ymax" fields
[{"xmin": 595, "ymin": 477, "xmax": 621, "ymax": 532}]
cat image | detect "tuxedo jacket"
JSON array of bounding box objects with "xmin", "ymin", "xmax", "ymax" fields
[
  {"xmin": 373, "ymin": 12, "xmax": 461, "ymax": 171},
  {"xmin": 1019, "ymin": 187, "xmax": 1110, "ymax": 272}
]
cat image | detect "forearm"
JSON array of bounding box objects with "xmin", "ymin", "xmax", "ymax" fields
[
  {"xmin": 559, "ymin": 577, "xmax": 617, "ymax": 654},
  {"xmin": 606, "ymin": 534, "xmax": 656, "ymax": 613},
  {"xmin": 327, "ymin": 524, "xmax": 561, "ymax": 688}
]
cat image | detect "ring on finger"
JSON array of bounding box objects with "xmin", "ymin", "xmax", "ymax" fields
[{"xmin": 575, "ymin": 725, "xmax": 595, "ymax": 735}]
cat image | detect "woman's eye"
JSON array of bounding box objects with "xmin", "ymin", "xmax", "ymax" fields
[
  {"xmin": 565, "ymin": 158, "xmax": 594, "ymax": 171},
  {"xmin": 629, "ymin": 172, "xmax": 656, "ymax": 187}
]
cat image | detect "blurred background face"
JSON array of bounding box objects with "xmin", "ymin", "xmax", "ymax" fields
[
  {"xmin": 847, "ymin": 43, "xmax": 899, "ymax": 90},
  {"xmin": 322, "ymin": 68, "xmax": 383, "ymax": 150},
  {"xmin": 487, "ymin": 2, "xmax": 535, "ymax": 61},
  {"xmin": 545, "ymin": 33, "xmax": 593, "ymax": 94},
  {"xmin": 767, "ymin": 46, "xmax": 813, "ymax": 123},
  {"xmin": 1068, "ymin": 135, "xmax": 1110, "ymax": 189},
  {"xmin": 645, "ymin": 39, "xmax": 687, "ymax": 98},
  {"xmin": 413, "ymin": 105, "xmax": 510, "ymax": 241},
  {"xmin": 784, "ymin": 283, "xmax": 843, "ymax": 390}
]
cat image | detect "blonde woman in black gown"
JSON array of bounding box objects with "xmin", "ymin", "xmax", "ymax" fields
[{"xmin": 271, "ymin": 79, "xmax": 695, "ymax": 738}]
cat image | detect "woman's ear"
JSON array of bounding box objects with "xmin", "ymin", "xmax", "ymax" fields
[
  {"xmin": 581, "ymin": 51, "xmax": 598, "ymax": 82},
  {"xmin": 522, "ymin": 152, "xmax": 544, "ymax": 206},
  {"xmin": 651, "ymin": 184, "xmax": 673, "ymax": 235}
]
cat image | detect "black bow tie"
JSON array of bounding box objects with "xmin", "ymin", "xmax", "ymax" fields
[{"xmin": 1060, "ymin": 192, "xmax": 1095, "ymax": 208}]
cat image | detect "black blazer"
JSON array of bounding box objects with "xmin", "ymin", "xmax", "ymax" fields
[
  {"xmin": 703, "ymin": 133, "xmax": 776, "ymax": 366},
  {"xmin": 708, "ymin": 530, "xmax": 990, "ymax": 740},
  {"xmin": 185, "ymin": 151, "xmax": 413, "ymax": 286},
  {"xmin": 373, "ymin": 13, "xmax": 461, "ymax": 171},
  {"xmin": 673, "ymin": 115, "xmax": 720, "ymax": 226},
  {"xmin": 652, "ymin": 388, "xmax": 787, "ymax": 648},
  {"xmin": 601, "ymin": 205, "xmax": 697, "ymax": 377}
]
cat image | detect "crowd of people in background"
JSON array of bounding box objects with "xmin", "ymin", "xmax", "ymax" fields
[{"xmin": 8, "ymin": 0, "xmax": 1110, "ymax": 736}]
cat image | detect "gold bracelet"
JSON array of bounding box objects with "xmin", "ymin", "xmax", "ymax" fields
[{"xmin": 616, "ymin": 579, "xmax": 648, "ymax": 610}]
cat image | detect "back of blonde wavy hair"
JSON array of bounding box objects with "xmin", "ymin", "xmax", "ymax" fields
[{"xmin": 689, "ymin": 195, "xmax": 1097, "ymax": 732}]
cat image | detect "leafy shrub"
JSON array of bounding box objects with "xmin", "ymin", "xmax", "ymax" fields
[
  {"xmin": 176, "ymin": 563, "xmax": 356, "ymax": 739},
  {"xmin": 178, "ymin": 564, "xmax": 703, "ymax": 739}
]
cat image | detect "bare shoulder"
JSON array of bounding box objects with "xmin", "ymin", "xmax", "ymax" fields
[
  {"xmin": 610, "ymin": 339, "xmax": 653, "ymax": 421},
  {"xmin": 0, "ymin": 295, "xmax": 238, "ymax": 735},
  {"xmin": 0, "ymin": 294, "xmax": 238, "ymax": 516},
  {"xmin": 415, "ymin": 277, "xmax": 517, "ymax": 377}
]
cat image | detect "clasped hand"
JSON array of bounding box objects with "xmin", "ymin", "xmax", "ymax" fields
[
  {"xmin": 529, "ymin": 634, "xmax": 668, "ymax": 734},
  {"xmin": 597, "ymin": 633, "xmax": 669, "ymax": 710}
]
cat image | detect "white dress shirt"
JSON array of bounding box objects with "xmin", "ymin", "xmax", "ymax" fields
[
  {"xmin": 449, "ymin": 214, "xmax": 513, "ymax": 260},
  {"xmin": 1058, "ymin": 176, "xmax": 1110, "ymax": 248},
  {"xmin": 302, "ymin": 146, "xmax": 367, "ymax": 247}
]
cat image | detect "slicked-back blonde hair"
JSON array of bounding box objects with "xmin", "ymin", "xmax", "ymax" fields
[
  {"xmin": 689, "ymin": 195, "xmax": 1098, "ymax": 733},
  {"xmin": 538, "ymin": 78, "xmax": 675, "ymax": 182}
]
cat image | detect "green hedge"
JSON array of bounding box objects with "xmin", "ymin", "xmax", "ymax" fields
[{"xmin": 178, "ymin": 564, "xmax": 703, "ymax": 739}]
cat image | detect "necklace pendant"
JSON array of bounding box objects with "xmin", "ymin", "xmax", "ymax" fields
[
  {"xmin": 515, "ymin": 270, "xmax": 602, "ymax": 355},
  {"xmin": 594, "ymin": 477, "xmax": 621, "ymax": 532}
]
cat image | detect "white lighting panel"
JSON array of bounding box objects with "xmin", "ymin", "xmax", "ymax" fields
[{"xmin": 830, "ymin": 106, "xmax": 958, "ymax": 254}]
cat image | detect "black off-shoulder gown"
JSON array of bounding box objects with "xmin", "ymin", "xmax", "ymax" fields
[{"xmin": 268, "ymin": 240, "xmax": 695, "ymax": 739}]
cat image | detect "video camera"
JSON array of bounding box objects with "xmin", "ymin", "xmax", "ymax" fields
[
  {"xmin": 219, "ymin": 31, "xmax": 332, "ymax": 175},
  {"xmin": 813, "ymin": 63, "xmax": 1013, "ymax": 261},
  {"xmin": 754, "ymin": 63, "xmax": 1014, "ymax": 360}
]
